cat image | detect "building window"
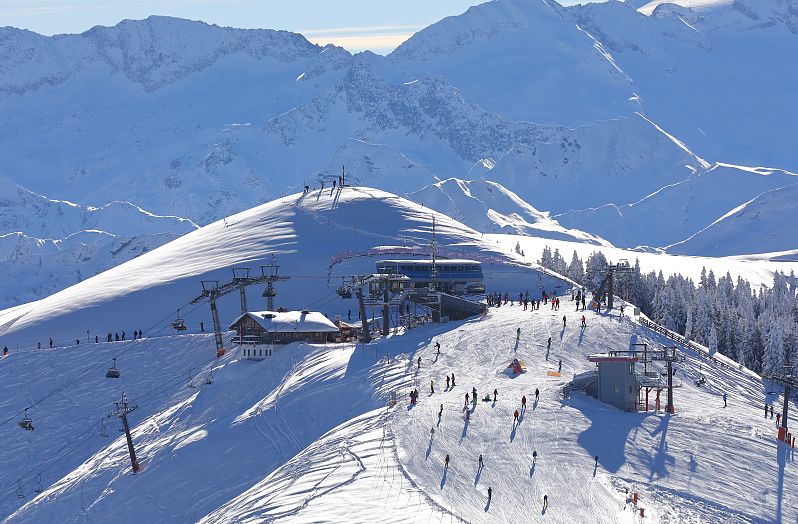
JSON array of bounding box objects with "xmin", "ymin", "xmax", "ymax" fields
[{"xmin": 613, "ymin": 386, "xmax": 620, "ymax": 394}]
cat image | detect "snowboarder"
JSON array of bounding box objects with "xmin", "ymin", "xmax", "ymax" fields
[
  {"xmin": 581, "ymin": 315, "xmax": 586, "ymax": 327},
  {"xmin": 487, "ymin": 487, "xmax": 492, "ymax": 502},
  {"xmin": 558, "ymin": 360, "xmax": 562, "ymax": 372},
  {"xmin": 431, "ymin": 380, "xmax": 435, "ymax": 394},
  {"xmin": 723, "ymin": 393, "xmax": 727, "ymax": 407},
  {"xmin": 522, "ymin": 395, "xmax": 527, "ymax": 409},
  {"xmin": 446, "ymin": 375, "xmax": 451, "ymax": 389},
  {"xmin": 535, "ymin": 388, "xmax": 540, "ymax": 401},
  {"xmin": 493, "ymin": 389, "xmax": 498, "ymax": 402},
  {"xmin": 444, "ymin": 455, "xmax": 450, "ymax": 469},
  {"xmin": 547, "ymin": 337, "xmax": 551, "ymax": 350},
  {"xmin": 513, "ymin": 409, "xmax": 519, "ymax": 424},
  {"xmin": 543, "ymin": 494, "xmax": 549, "ymax": 510},
  {"xmin": 451, "ymin": 373, "xmax": 456, "ymax": 387},
  {"xmin": 479, "ymin": 454, "xmax": 484, "ymax": 469}
]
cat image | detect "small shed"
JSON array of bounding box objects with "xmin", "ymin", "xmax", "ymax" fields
[
  {"xmin": 587, "ymin": 353, "xmax": 640, "ymax": 412},
  {"xmin": 229, "ymin": 310, "xmax": 340, "ymax": 348}
]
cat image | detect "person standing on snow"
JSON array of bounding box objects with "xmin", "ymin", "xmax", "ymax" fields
[
  {"xmin": 532, "ymin": 450, "xmax": 538, "ymax": 463},
  {"xmin": 581, "ymin": 315, "xmax": 586, "ymax": 327},
  {"xmin": 3, "ymin": 346, "xmax": 7, "ymax": 356},
  {"xmin": 535, "ymin": 388, "xmax": 540, "ymax": 401},
  {"xmin": 547, "ymin": 337, "xmax": 551, "ymax": 350},
  {"xmin": 558, "ymin": 360, "xmax": 562, "ymax": 372},
  {"xmin": 465, "ymin": 393, "xmax": 470, "ymax": 406},
  {"xmin": 439, "ymin": 404, "xmax": 444, "ymax": 417},
  {"xmin": 493, "ymin": 389, "xmax": 498, "ymax": 402},
  {"xmin": 444, "ymin": 455, "xmax": 450, "ymax": 469},
  {"xmin": 522, "ymin": 395, "xmax": 527, "ymax": 409},
  {"xmin": 446, "ymin": 375, "xmax": 451, "ymax": 389},
  {"xmin": 436, "ymin": 341, "xmax": 441, "ymax": 355},
  {"xmin": 431, "ymin": 380, "xmax": 435, "ymax": 394},
  {"xmin": 479, "ymin": 454, "xmax": 484, "ymax": 469},
  {"xmin": 562, "ymin": 316, "xmax": 566, "ymax": 327},
  {"xmin": 543, "ymin": 494, "xmax": 549, "ymax": 510},
  {"xmin": 417, "ymin": 356, "xmax": 422, "ymax": 369},
  {"xmin": 451, "ymin": 373, "xmax": 456, "ymax": 387},
  {"xmin": 488, "ymin": 487, "xmax": 492, "ymax": 502},
  {"xmin": 517, "ymin": 327, "xmax": 521, "ymax": 340},
  {"xmin": 513, "ymin": 409, "xmax": 519, "ymax": 424},
  {"xmin": 723, "ymin": 393, "xmax": 727, "ymax": 407}
]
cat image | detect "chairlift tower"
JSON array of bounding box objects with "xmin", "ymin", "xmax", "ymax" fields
[
  {"xmin": 109, "ymin": 394, "xmax": 140, "ymax": 473},
  {"xmin": 764, "ymin": 361, "xmax": 797, "ymax": 438},
  {"xmin": 191, "ymin": 258, "xmax": 290, "ymax": 357},
  {"xmin": 595, "ymin": 260, "xmax": 633, "ymax": 310}
]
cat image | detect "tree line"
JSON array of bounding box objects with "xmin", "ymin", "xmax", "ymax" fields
[{"xmin": 539, "ymin": 246, "xmax": 797, "ymax": 375}]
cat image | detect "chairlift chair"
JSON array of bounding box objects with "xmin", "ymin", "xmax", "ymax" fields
[
  {"xmin": 337, "ymin": 287, "xmax": 352, "ymax": 299},
  {"xmin": 105, "ymin": 357, "xmax": 121, "ymax": 379},
  {"xmin": 19, "ymin": 409, "xmax": 34, "ymax": 431},
  {"xmin": 172, "ymin": 310, "xmax": 187, "ymax": 331},
  {"xmin": 262, "ymin": 286, "xmax": 277, "ymax": 298}
]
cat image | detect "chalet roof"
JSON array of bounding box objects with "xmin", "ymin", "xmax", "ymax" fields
[{"xmin": 228, "ymin": 310, "xmax": 339, "ymax": 333}]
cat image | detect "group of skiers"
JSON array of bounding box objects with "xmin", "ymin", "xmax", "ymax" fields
[
  {"xmin": 302, "ymin": 173, "xmax": 346, "ymax": 195},
  {"xmin": 3, "ymin": 328, "xmax": 146, "ymax": 355},
  {"xmin": 574, "ymin": 290, "xmax": 588, "ymax": 311},
  {"xmin": 488, "ymin": 291, "xmax": 559, "ymax": 312}
]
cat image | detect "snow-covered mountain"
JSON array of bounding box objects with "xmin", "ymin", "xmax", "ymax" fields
[
  {"xmin": 1, "ymin": 0, "xmax": 797, "ymax": 306},
  {"xmin": 0, "ymin": 188, "xmax": 795, "ymax": 523},
  {"xmin": 409, "ymin": 178, "xmax": 608, "ymax": 244}
]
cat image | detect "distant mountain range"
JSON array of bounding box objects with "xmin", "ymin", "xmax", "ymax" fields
[{"xmin": 1, "ymin": 0, "xmax": 796, "ymax": 307}]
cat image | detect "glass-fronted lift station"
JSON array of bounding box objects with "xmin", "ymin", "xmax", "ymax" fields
[{"xmin": 375, "ymin": 259, "xmax": 485, "ymax": 295}]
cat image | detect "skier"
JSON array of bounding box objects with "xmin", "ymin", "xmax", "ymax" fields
[
  {"xmin": 439, "ymin": 404, "xmax": 444, "ymax": 417},
  {"xmin": 532, "ymin": 450, "xmax": 538, "ymax": 463},
  {"xmin": 620, "ymin": 305, "xmax": 625, "ymax": 317},
  {"xmin": 493, "ymin": 389, "xmax": 498, "ymax": 402},
  {"xmin": 581, "ymin": 315, "xmax": 586, "ymax": 327},
  {"xmin": 2, "ymin": 346, "xmax": 7, "ymax": 356},
  {"xmin": 595, "ymin": 455, "xmax": 599, "ymax": 468},
  {"xmin": 451, "ymin": 373, "xmax": 456, "ymax": 387},
  {"xmin": 765, "ymin": 404, "xmax": 769, "ymax": 418},
  {"xmin": 431, "ymin": 380, "xmax": 435, "ymax": 394},
  {"xmin": 558, "ymin": 360, "xmax": 562, "ymax": 372},
  {"xmin": 446, "ymin": 375, "xmax": 451, "ymax": 389},
  {"xmin": 465, "ymin": 393, "xmax": 470, "ymax": 406},
  {"xmin": 562, "ymin": 315, "xmax": 566, "ymax": 327},
  {"xmin": 417, "ymin": 356, "xmax": 422, "ymax": 369},
  {"xmin": 487, "ymin": 487, "xmax": 492, "ymax": 502},
  {"xmin": 522, "ymin": 395, "xmax": 527, "ymax": 409},
  {"xmin": 436, "ymin": 341, "xmax": 441, "ymax": 355},
  {"xmin": 547, "ymin": 337, "xmax": 551, "ymax": 350},
  {"xmin": 513, "ymin": 409, "xmax": 519, "ymax": 424},
  {"xmin": 535, "ymin": 388, "xmax": 540, "ymax": 401},
  {"xmin": 723, "ymin": 393, "xmax": 727, "ymax": 407},
  {"xmin": 479, "ymin": 454, "xmax": 484, "ymax": 469},
  {"xmin": 543, "ymin": 494, "xmax": 549, "ymax": 510},
  {"xmin": 444, "ymin": 455, "xmax": 450, "ymax": 469},
  {"xmin": 517, "ymin": 327, "xmax": 521, "ymax": 340}
]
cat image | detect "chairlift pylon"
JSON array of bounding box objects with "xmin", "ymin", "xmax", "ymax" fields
[
  {"xmin": 19, "ymin": 409, "xmax": 34, "ymax": 431},
  {"xmin": 172, "ymin": 309, "xmax": 187, "ymax": 331},
  {"xmin": 105, "ymin": 357, "xmax": 120, "ymax": 379}
]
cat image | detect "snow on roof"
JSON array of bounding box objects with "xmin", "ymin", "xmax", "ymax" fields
[
  {"xmin": 377, "ymin": 259, "xmax": 481, "ymax": 265},
  {"xmin": 229, "ymin": 311, "xmax": 340, "ymax": 333},
  {"xmin": 588, "ymin": 353, "xmax": 638, "ymax": 362}
]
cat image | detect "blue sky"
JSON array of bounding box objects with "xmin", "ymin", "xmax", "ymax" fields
[{"xmin": 0, "ymin": 0, "xmax": 586, "ymax": 54}]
